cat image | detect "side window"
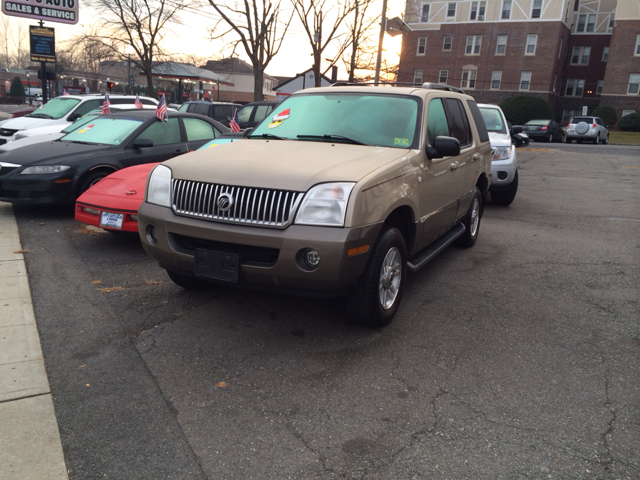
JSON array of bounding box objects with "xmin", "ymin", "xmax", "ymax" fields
[
  {"xmin": 254, "ymin": 105, "xmax": 272, "ymax": 122},
  {"xmin": 214, "ymin": 106, "xmax": 234, "ymax": 119},
  {"xmin": 426, "ymin": 98, "xmax": 450, "ymax": 146},
  {"xmin": 183, "ymin": 118, "xmax": 218, "ymax": 141},
  {"xmin": 141, "ymin": 99, "xmax": 155, "ymax": 105},
  {"xmin": 71, "ymin": 99, "xmax": 101, "ymax": 118},
  {"xmin": 466, "ymin": 100, "xmax": 490, "ymax": 143},
  {"xmin": 595, "ymin": 118, "xmax": 603, "ymax": 126},
  {"xmin": 237, "ymin": 106, "xmax": 253, "ymax": 122},
  {"xmin": 195, "ymin": 104, "xmax": 210, "ymax": 116},
  {"xmin": 136, "ymin": 117, "xmax": 181, "ymax": 145},
  {"xmin": 111, "ymin": 98, "xmax": 131, "ymax": 105},
  {"xmin": 444, "ymin": 98, "xmax": 473, "ymax": 147}
]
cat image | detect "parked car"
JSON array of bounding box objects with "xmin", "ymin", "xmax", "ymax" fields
[
  {"xmin": 178, "ymin": 100, "xmax": 243, "ymax": 127},
  {"xmin": 523, "ymin": 119, "xmax": 564, "ymax": 142},
  {"xmin": 0, "ymin": 94, "xmax": 158, "ymax": 145},
  {"xmin": 236, "ymin": 102, "xmax": 278, "ymax": 129},
  {"xmin": 31, "ymin": 96, "xmax": 43, "ymax": 108},
  {"xmin": 478, "ymin": 104, "xmax": 519, "ymax": 206},
  {"xmin": 138, "ymin": 83, "xmax": 492, "ymax": 328},
  {"xmin": 8, "ymin": 106, "xmax": 35, "ymax": 118},
  {"xmin": 0, "ymin": 110, "xmax": 229, "ymax": 205},
  {"xmin": 75, "ymin": 138, "xmax": 239, "ymax": 232},
  {"xmin": 565, "ymin": 116, "xmax": 609, "ymax": 144}
]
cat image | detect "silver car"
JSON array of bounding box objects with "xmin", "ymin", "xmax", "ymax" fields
[{"xmin": 566, "ymin": 116, "xmax": 609, "ymax": 144}]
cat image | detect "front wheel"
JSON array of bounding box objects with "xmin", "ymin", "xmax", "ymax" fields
[
  {"xmin": 491, "ymin": 170, "xmax": 518, "ymax": 207},
  {"xmin": 455, "ymin": 187, "xmax": 483, "ymax": 248},
  {"xmin": 346, "ymin": 226, "xmax": 407, "ymax": 328},
  {"xmin": 77, "ymin": 170, "xmax": 109, "ymax": 198}
]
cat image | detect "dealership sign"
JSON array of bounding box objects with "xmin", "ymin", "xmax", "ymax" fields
[
  {"xmin": 30, "ymin": 25, "xmax": 55, "ymax": 63},
  {"xmin": 2, "ymin": 0, "xmax": 79, "ymax": 25}
]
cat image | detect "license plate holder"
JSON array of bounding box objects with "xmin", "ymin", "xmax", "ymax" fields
[
  {"xmin": 99, "ymin": 211, "xmax": 124, "ymax": 229},
  {"xmin": 194, "ymin": 249, "xmax": 239, "ymax": 283}
]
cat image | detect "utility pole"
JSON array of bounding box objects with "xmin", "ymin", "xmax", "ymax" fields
[{"xmin": 374, "ymin": 0, "xmax": 388, "ymax": 85}]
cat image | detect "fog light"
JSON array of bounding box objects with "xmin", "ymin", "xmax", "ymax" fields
[
  {"xmin": 82, "ymin": 207, "xmax": 100, "ymax": 215},
  {"xmin": 497, "ymin": 171, "xmax": 508, "ymax": 180},
  {"xmin": 130, "ymin": 214, "xmax": 138, "ymax": 221},
  {"xmin": 304, "ymin": 249, "xmax": 321, "ymax": 268},
  {"xmin": 146, "ymin": 225, "xmax": 158, "ymax": 245}
]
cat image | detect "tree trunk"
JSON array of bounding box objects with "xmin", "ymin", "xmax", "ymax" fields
[
  {"xmin": 313, "ymin": 51, "xmax": 322, "ymax": 87},
  {"xmin": 143, "ymin": 63, "xmax": 155, "ymax": 97},
  {"xmin": 253, "ymin": 63, "xmax": 264, "ymax": 102}
]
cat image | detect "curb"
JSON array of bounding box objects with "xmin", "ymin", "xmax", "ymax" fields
[{"xmin": 0, "ymin": 201, "xmax": 68, "ymax": 480}]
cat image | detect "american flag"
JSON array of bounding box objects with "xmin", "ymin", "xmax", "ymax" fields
[
  {"xmin": 156, "ymin": 94, "xmax": 167, "ymax": 122},
  {"xmin": 134, "ymin": 94, "xmax": 143, "ymax": 108},
  {"xmin": 102, "ymin": 93, "xmax": 111, "ymax": 115},
  {"xmin": 63, "ymin": 88, "xmax": 69, "ymax": 96},
  {"xmin": 229, "ymin": 109, "xmax": 240, "ymax": 132}
]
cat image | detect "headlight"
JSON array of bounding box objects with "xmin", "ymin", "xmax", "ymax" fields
[
  {"xmin": 146, "ymin": 164, "xmax": 172, "ymax": 207},
  {"xmin": 21, "ymin": 165, "xmax": 71, "ymax": 174},
  {"xmin": 492, "ymin": 146, "xmax": 512, "ymax": 161},
  {"xmin": 14, "ymin": 132, "xmax": 32, "ymax": 141},
  {"xmin": 295, "ymin": 182, "xmax": 355, "ymax": 227}
]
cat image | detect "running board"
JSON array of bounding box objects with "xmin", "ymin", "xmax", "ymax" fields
[{"xmin": 406, "ymin": 223, "xmax": 466, "ymax": 273}]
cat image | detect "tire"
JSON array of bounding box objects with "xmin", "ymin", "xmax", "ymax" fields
[
  {"xmin": 454, "ymin": 187, "xmax": 483, "ymax": 248},
  {"xmin": 603, "ymin": 134, "xmax": 609, "ymax": 145},
  {"xmin": 594, "ymin": 134, "xmax": 600, "ymax": 144},
  {"xmin": 77, "ymin": 170, "xmax": 110, "ymax": 198},
  {"xmin": 346, "ymin": 226, "xmax": 407, "ymax": 328},
  {"xmin": 491, "ymin": 170, "xmax": 518, "ymax": 207},
  {"xmin": 548, "ymin": 133, "xmax": 553, "ymax": 143},
  {"xmin": 167, "ymin": 270, "xmax": 213, "ymax": 290}
]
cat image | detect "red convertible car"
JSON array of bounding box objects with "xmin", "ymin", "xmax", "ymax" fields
[{"xmin": 75, "ymin": 138, "xmax": 238, "ymax": 232}]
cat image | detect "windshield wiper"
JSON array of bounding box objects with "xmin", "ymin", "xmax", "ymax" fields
[
  {"xmin": 68, "ymin": 140, "xmax": 98, "ymax": 145},
  {"xmin": 297, "ymin": 134, "xmax": 369, "ymax": 146},
  {"xmin": 250, "ymin": 133, "xmax": 287, "ymax": 140},
  {"xmin": 27, "ymin": 113, "xmax": 53, "ymax": 119}
]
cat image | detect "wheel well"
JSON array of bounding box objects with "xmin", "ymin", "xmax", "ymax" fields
[
  {"xmin": 476, "ymin": 173, "xmax": 489, "ymax": 197},
  {"xmin": 384, "ymin": 206, "xmax": 415, "ymax": 253},
  {"xmin": 77, "ymin": 166, "xmax": 118, "ymax": 193}
]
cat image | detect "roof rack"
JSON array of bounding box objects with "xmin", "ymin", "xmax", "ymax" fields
[
  {"xmin": 421, "ymin": 83, "xmax": 466, "ymax": 94},
  {"xmin": 330, "ymin": 81, "xmax": 425, "ymax": 87}
]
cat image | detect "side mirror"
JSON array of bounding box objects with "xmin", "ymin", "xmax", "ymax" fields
[
  {"xmin": 242, "ymin": 128, "xmax": 254, "ymax": 138},
  {"xmin": 511, "ymin": 125, "xmax": 524, "ymax": 134},
  {"xmin": 133, "ymin": 138, "xmax": 154, "ymax": 149},
  {"xmin": 426, "ymin": 136, "xmax": 461, "ymax": 160}
]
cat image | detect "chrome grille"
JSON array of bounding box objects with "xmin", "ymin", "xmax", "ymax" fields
[{"xmin": 172, "ymin": 179, "xmax": 304, "ymax": 228}]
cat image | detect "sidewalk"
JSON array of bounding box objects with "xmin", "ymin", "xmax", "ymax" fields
[{"xmin": 0, "ymin": 201, "xmax": 67, "ymax": 479}]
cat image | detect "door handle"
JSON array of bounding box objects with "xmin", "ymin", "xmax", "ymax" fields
[
  {"xmin": 471, "ymin": 153, "xmax": 480, "ymax": 162},
  {"xmin": 449, "ymin": 161, "xmax": 459, "ymax": 171}
]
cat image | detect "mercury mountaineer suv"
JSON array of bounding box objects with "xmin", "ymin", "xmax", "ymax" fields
[{"xmin": 138, "ymin": 83, "xmax": 492, "ymax": 328}]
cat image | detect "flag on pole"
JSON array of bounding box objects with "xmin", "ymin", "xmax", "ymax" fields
[
  {"xmin": 63, "ymin": 88, "xmax": 69, "ymax": 96},
  {"xmin": 102, "ymin": 93, "xmax": 111, "ymax": 115},
  {"xmin": 156, "ymin": 94, "xmax": 168, "ymax": 122},
  {"xmin": 134, "ymin": 94, "xmax": 143, "ymax": 108},
  {"xmin": 229, "ymin": 109, "xmax": 241, "ymax": 132}
]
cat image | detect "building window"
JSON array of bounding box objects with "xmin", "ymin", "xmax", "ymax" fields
[
  {"xmin": 491, "ymin": 71, "xmax": 502, "ymax": 89},
  {"xmin": 414, "ymin": 69, "xmax": 423, "ymax": 84},
  {"xmin": 571, "ymin": 46, "xmax": 591, "ymax": 65},
  {"xmin": 461, "ymin": 69, "xmax": 477, "ymax": 88},
  {"xmin": 525, "ymin": 35, "xmax": 538, "ymax": 55},
  {"xmin": 596, "ymin": 80, "xmax": 603, "ymax": 94},
  {"xmin": 496, "ymin": 35, "xmax": 507, "ymax": 55},
  {"xmin": 417, "ymin": 37, "xmax": 427, "ymax": 55},
  {"xmin": 608, "ymin": 13, "xmax": 615, "ymax": 31},
  {"xmin": 520, "ymin": 71, "xmax": 532, "ymax": 90},
  {"xmin": 439, "ymin": 70, "xmax": 448, "ymax": 83},
  {"xmin": 502, "ymin": 0, "xmax": 512, "ymax": 19},
  {"xmin": 470, "ymin": 1, "xmax": 486, "ymax": 20},
  {"xmin": 447, "ymin": 2, "xmax": 456, "ymax": 18},
  {"xmin": 466, "ymin": 35, "xmax": 482, "ymax": 55},
  {"xmin": 562, "ymin": 109, "xmax": 582, "ymax": 122},
  {"xmin": 628, "ymin": 74, "xmax": 640, "ymax": 95},
  {"xmin": 577, "ymin": 14, "xmax": 596, "ymax": 32},
  {"xmin": 443, "ymin": 35, "xmax": 453, "ymax": 51},
  {"xmin": 586, "ymin": 14, "xmax": 596, "ymax": 31},
  {"xmin": 421, "ymin": 3, "xmax": 430, "ymax": 22},
  {"xmin": 635, "ymin": 35, "xmax": 640, "ymax": 56},
  {"xmin": 566, "ymin": 78, "xmax": 585, "ymax": 96},
  {"xmin": 602, "ymin": 46, "xmax": 609, "ymax": 61},
  {"xmin": 531, "ymin": 0, "xmax": 542, "ymax": 18}
]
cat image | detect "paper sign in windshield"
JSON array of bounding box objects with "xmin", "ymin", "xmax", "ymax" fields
[
  {"xmin": 394, "ymin": 138, "xmax": 409, "ymax": 147},
  {"xmin": 77, "ymin": 124, "xmax": 94, "ymax": 134},
  {"xmin": 268, "ymin": 109, "xmax": 290, "ymax": 129}
]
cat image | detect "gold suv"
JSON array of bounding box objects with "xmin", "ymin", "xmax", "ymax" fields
[{"xmin": 138, "ymin": 84, "xmax": 492, "ymax": 327}]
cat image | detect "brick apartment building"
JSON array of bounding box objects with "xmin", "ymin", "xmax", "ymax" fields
[{"xmin": 397, "ymin": 0, "xmax": 640, "ymax": 122}]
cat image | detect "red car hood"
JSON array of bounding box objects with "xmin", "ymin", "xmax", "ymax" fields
[{"xmin": 76, "ymin": 163, "xmax": 159, "ymax": 212}]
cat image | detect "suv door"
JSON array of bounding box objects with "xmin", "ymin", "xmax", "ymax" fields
[{"xmin": 125, "ymin": 117, "xmax": 187, "ymax": 166}]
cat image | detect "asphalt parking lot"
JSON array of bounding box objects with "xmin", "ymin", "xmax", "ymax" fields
[{"xmin": 12, "ymin": 144, "xmax": 640, "ymax": 479}]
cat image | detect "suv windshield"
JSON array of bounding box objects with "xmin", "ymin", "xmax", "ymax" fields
[
  {"xmin": 60, "ymin": 117, "xmax": 144, "ymax": 145},
  {"xmin": 26, "ymin": 97, "xmax": 81, "ymax": 119},
  {"xmin": 250, "ymin": 93, "xmax": 420, "ymax": 148},
  {"xmin": 479, "ymin": 107, "xmax": 507, "ymax": 134}
]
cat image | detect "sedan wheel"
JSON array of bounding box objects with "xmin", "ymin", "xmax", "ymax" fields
[{"xmin": 548, "ymin": 133, "xmax": 553, "ymax": 143}]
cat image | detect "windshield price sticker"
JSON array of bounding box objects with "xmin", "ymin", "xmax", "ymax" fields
[{"xmin": 3, "ymin": 0, "xmax": 79, "ymax": 25}]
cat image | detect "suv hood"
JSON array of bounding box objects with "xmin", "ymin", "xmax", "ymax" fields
[
  {"xmin": 488, "ymin": 132, "xmax": 511, "ymax": 148},
  {"xmin": 165, "ymin": 140, "xmax": 409, "ymax": 192},
  {"xmin": 0, "ymin": 116, "xmax": 61, "ymax": 131}
]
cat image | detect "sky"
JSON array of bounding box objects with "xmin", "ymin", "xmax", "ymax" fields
[{"xmin": 22, "ymin": 0, "xmax": 407, "ymax": 79}]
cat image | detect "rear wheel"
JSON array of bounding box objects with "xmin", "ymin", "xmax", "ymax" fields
[
  {"xmin": 548, "ymin": 133, "xmax": 553, "ymax": 143},
  {"xmin": 454, "ymin": 187, "xmax": 483, "ymax": 248},
  {"xmin": 167, "ymin": 270, "xmax": 213, "ymax": 290},
  {"xmin": 491, "ymin": 170, "xmax": 518, "ymax": 207},
  {"xmin": 594, "ymin": 134, "xmax": 600, "ymax": 144},
  {"xmin": 346, "ymin": 226, "xmax": 407, "ymax": 328},
  {"xmin": 603, "ymin": 134, "xmax": 609, "ymax": 145},
  {"xmin": 77, "ymin": 170, "xmax": 110, "ymax": 198}
]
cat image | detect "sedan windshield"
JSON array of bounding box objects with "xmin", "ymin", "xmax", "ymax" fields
[
  {"xmin": 26, "ymin": 97, "xmax": 81, "ymax": 119},
  {"xmin": 250, "ymin": 93, "xmax": 420, "ymax": 149},
  {"xmin": 479, "ymin": 107, "xmax": 507, "ymax": 134},
  {"xmin": 60, "ymin": 117, "xmax": 144, "ymax": 145}
]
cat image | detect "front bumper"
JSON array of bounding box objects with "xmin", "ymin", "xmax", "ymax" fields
[
  {"xmin": 0, "ymin": 172, "xmax": 76, "ymax": 205},
  {"xmin": 75, "ymin": 202, "xmax": 139, "ymax": 232},
  {"xmin": 490, "ymin": 148, "xmax": 517, "ymax": 190},
  {"xmin": 138, "ymin": 202, "xmax": 383, "ymax": 295}
]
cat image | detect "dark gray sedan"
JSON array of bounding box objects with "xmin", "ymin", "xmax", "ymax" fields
[
  {"xmin": 0, "ymin": 110, "xmax": 228, "ymax": 205},
  {"xmin": 523, "ymin": 119, "xmax": 564, "ymax": 143}
]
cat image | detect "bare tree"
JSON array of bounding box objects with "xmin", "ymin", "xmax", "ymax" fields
[
  {"xmin": 334, "ymin": 0, "xmax": 379, "ymax": 82},
  {"xmin": 67, "ymin": 26, "xmax": 117, "ymax": 74},
  {"xmin": 206, "ymin": 0, "xmax": 293, "ymax": 101},
  {"xmin": 13, "ymin": 21, "xmax": 30, "ymax": 70},
  {"xmin": 293, "ymin": 0, "xmax": 357, "ymax": 87},
  {"xmin": 0, "ymin": 16, "xmax": 12, "ymax": 69},
  {"xmin": 78, "ymin": 0, "xmax": 190, "ymax": 95}
]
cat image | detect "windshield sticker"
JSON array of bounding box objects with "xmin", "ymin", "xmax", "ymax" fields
[
  {"xmin": 394, "ymin": 138, "xmax": 409, "ymax": 147},
  {"xmin": 268, "ymin": 108, "xmax": 290, "ymax": 129},
  {"xmin": 76, "ymin": 124, "xmax": 95, "ymax": 134}
]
